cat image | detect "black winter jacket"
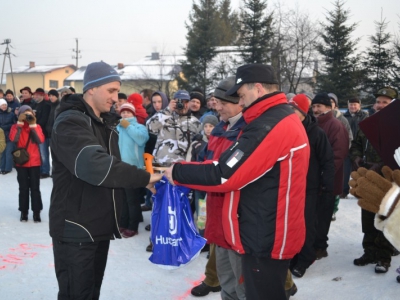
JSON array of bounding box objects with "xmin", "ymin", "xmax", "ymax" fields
[
  {"xmin": 46, "ymin": 100, "xmax": 59, "ymax": 138},
  {"xmin": 49, "ymin": 94, "xmax": 150, "ymax": 243},
  {"xmin": 35, "ymin": 100, "xmax": 51, "ymax": 138},
  {"xmin": 302, "ymin": 114, "xmax": 334, "ymax": 193}
]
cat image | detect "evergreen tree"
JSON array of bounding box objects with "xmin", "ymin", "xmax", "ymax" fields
[
  {"xmin": 391, "ymin": 25, "xmax": 400, "ymax": 87},
  {"xmin": 362, "ymin": 17, "xmax": 395, "ymax": 93},
  {"xmin": 178, "ymin": 0, "xmax": 220, "ymax": 93},
  {"xmin": 316, "ymin": 0, "xmax": 359, "ymax": 105},
  {"xmin": 237, "ymin": 0, "xmax": 274, "ymax": 64},
  {"xmin": 216, "ymin": 0, "xmax": 240, "ymax": 46}
]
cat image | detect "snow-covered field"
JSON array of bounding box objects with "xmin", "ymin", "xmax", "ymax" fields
[{"xmin": 1, "ymin": 169, "xmax": 399, "ymax": 300}]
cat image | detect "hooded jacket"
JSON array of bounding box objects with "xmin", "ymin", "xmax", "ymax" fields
[
  {"xmin": 49, "ymin": 94, "xmax": 150, "ymax": 243},
  {"xmin": 173, "ymin": 92, "xmax": 310, "ymax": 259}
]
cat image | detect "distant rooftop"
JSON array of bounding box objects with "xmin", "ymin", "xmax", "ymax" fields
[
  {"xmin": 10, "ymin": 63, "xmax": 76, "ymax": 74},
  {"xmin": 65, "ymin": 53, "xmax": 185, "ymax": 82}
]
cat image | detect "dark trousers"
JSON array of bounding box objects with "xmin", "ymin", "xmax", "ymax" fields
[
  {"xmin": 16, "ymin": 166, "xmax": 43, "ymax": 212},
  {"xmin": 314, "ymin": 191, "xmax": 335, "ymax": 250},
  {"xmin": 53, "ymin": 239, "xmax": 110, "ymax": 300},
  {"xmin": 361, "ymin": 209, "xmax": 392, "ymax": 263},
  {"xmin": 291, "ymin": 193, "xmax": 318, "ymax": 268},
  {"xmin": 120, "ymin": 188, "xmax": 143, "ymax": 231},
  {"xmin": 242, "ymin": 254, "xmax": 289, "ymax": 300},
  {"xmin": 342, "ymin": 156, "xmax": 352, "ymax": 195}
]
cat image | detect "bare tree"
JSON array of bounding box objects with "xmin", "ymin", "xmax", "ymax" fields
[{"xmin": 273, "ymin": 4, "xmax": 320, "ymax": 93}]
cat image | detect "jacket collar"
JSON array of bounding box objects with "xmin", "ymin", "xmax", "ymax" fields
[
  {"xmin": 316, "ymin": 110, "xmax": 333, "ymax": 124},
  {"xmin": 56, "ymin": 94, "xmax": 120, "ymax": 126},
  {"xmin": 242, "ymin": 92, "xmax": 287, "ymax": 123}
]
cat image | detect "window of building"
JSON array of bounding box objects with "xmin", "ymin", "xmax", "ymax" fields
[{"xmin": 49, "ymin": 80, "xmax": 58, "ymax": 88}]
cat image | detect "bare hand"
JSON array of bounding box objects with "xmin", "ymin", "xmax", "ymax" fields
[
  {"xmin": 168, "ymin": 99, "xmax": 177, "ymax": 112},
  {"xmin": 164, "ymin": 166, "xmax": 175, "ymax": 185},
  {"xmin": 146, "ymin": 173, "xmax": 163, "ymax": 194}
]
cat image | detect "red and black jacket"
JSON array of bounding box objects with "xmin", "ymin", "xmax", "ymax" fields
[{"xmin": 173, "ymin": 92, "xmax": 310, "ymax": 259}]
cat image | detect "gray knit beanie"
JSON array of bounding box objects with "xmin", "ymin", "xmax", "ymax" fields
[
  {"xmin": 214, "ymin": 76, "xmax": 239, "ymax": 104},
  {"xmin": 83, "ymin": 62, "xmax": 121, "ymax": 92},
  {"xmin": 202, "ymin": 115, "xmax": 219, "ymax": 127},
  {"xmin": 18, "ymin": 105, "xmax": 33, "ymax": 116}
]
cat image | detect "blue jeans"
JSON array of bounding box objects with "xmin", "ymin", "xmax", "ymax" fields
[
  {"xmin": 39, "ymin": 138, "xmax": 50, "ymax": 175},
  {"xmin": 1, "ymin": 141, "xmax": 15, "ymax": 172}
]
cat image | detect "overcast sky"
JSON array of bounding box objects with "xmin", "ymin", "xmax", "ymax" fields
[{"xmin": 1, "ymin": 0, "xmax": 399, "ymax": 70}]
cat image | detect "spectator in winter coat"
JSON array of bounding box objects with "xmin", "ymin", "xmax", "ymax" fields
[
  {"xmin": 127, "ymin": 93, "xmax": 148, "ymax": 125},
  {"xmin": 350, "ymin": 86, "xmax": 398, "ymax": 274},
  {"xmin": 190, "ymin": 77, "xmax": 245, "ymax": 298},
  {"xmin": 329, "ymin": 93, "xmax": 353, "ymax": 145},
  {"xmin": 0, "ymin": 99, "xmax": 16, "ymax": 174},
  {"xmin": 49, "ymin": 62, "xmax": 162, "ymax": 299},
  {"xmin": 140, "ymin": 88, "xmax": 154, "ymax": 116},
  {"xmin": 288, "ymin": 94, "xmax": 335, "ymax": 278},
  {"xmin": 200, "ymin": 92, "xmax": 219, "ymax": 122},
  {"xmin": 141, "ymin": 90, "xmax": 170, "ymax": 213},
  {"xmin": 117, "ymin": 103, "xmax": 149, "ymax": 238},
  {"xmin": 312, "ymin": 92, "xmax": 349, "ymax": 260},
  {"xmin": 189, "ymin": 88, "xmax": 207, "ymax": 120},
  {"xmin": 45, "ymin": 89, "xmax": 60, "ymax": 141},
  {"xmin": 342, "ymin": 97, "xmax": 369, "ymax": 198},
  {"xmin": 150, "ymin": 91, "xmax": 168, "ymax": 113},
  {"xmin": 114, "ymin": 92, "xmax": 128, "ymax": 114},
  {"xmin": 328, "ymin": 92, "xmax": 353, "ymax": 220},
  {"xmin": 34, "ymin": 88, "xmax": 52, "ymax": 178},
  {"xmin": 19, "ymin": 87, "xmax": 36, "ymax": 109},
  {"xmin": 9, "ymin": 105, "xmax": 45, "ymax": 222},
  {"xmin": 146, "ymin": 90, "xmax": 201, "ymax": 164},
  {"xmin": 5, "ymin": 89, "xmax": 20, "ymax": 113},
  {"xmin": 165, "ymin": 64, "xmax": 310, "ymax": 300}
]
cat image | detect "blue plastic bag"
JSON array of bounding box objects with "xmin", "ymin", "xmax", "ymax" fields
[{"xmin": 149, "ymin": 177, "xmax": 206, "ymax": 269}]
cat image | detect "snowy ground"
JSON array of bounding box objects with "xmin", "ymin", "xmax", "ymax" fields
[{"xmin": 1, "ymin": 169, "xmax": 400, "ymax": 300}]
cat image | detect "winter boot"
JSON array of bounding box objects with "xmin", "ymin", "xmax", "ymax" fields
[
  {"xmin": 353, "ymin": 254, "xmax": 376, "ymax": 266},
  {"xmin": 20, "ymin": 211, "xmax": 28, "ymax": 222},
  {"xmin": 375, "ymin": 261, "xmax": 390, "ymax": 273},
  {"xmin": 33, "ymin": 212, "xmax": 41, "ymax": 223},
  {"xmin": 191, "ymin": 282, "xmax": 221, "ymax": 297}
]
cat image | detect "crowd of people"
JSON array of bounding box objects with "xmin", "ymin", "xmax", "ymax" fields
[{"xmin": 0, "ymin": 61, "xmax": 399, "ymax": 300}]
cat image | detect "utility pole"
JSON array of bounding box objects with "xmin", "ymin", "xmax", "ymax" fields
[
  {"xmin": 72, "ymin": 38, "xmax": 81, "ymax": 68},
  {"xmin": 1, "ymin": 39, "xmax": 16, "ymax": 94}
]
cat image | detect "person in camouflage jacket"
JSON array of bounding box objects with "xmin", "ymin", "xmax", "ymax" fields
[{"xmin": 146, "ymin": 90, "xmax": 201, "ymax": 164}]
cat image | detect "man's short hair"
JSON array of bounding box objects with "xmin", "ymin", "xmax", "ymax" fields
[{"xmin": 140, "ymin": 89, "xmax": 154, "ymax": 99}]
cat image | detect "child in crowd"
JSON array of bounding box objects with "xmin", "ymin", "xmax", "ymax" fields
[
  {"xmin": 190, "ymin": 115, "xmax": 218, "ymax": 237},
  {"xmin": 117, "ymin": 103, "xmax": 149, "ymax": 237}
]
